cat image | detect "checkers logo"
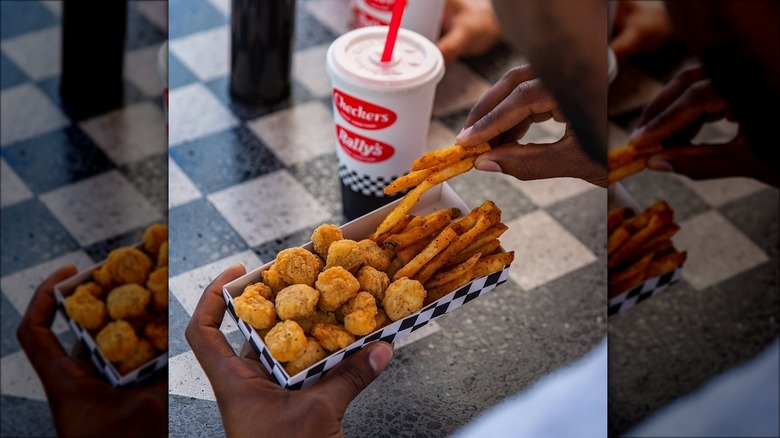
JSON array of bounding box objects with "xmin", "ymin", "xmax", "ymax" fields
[
  {"xmin": 365, "ymin": 0, "xmax": 395, "ymax": 12},
  {"xmin": 357, "ymin": 9, "xmax": 389, "ymax": 27},
  {"xmin": 334, "ymin": 89, "xmax": 396, "ymax": 130},
  {"xmin": 336, "ymin": 125, "xmax": 395, "ymax": 163}
]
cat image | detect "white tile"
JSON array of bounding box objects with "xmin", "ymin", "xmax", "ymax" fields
[
  {"xmin": 0, "ymin": 251, "xmax": 94, "ymax": 334},
  {"xmin": 124, "ymin": 45, "xmax": 165, "ymax": 97},
  {"xmin": 40, "ymin": 171, "xmax": 162, "ymax": 246},
  {"xmin": 675, "ymin": 210, "xmax": 770, "ymax": 291},
  {"xmin": 690, "ymin": 119, "xmax": 739, "ymax": 144},
  {"xmin": 433, "ymin": 62, "xmax": 491, "ymax": 117},
  {"xmin": 168, "ymin": 250, "xmax": 262, "ymax": 333},
  {"xmin": 1, "ymin": 84, "xmax": 68, "ymax": 146},
  {"xmin": 40, "ymin": 1, "xmax": 63, "ymax": 17},
  {"xmin": 208, "ymin": 170, "xmax": 332, "ymax": 246},
  {"xmin": 246, "ymin": 101, "xmax": 336, "ymax": 166},
  {"xmin": 0, "ymin": 351, "xmax": 47, "ymax": 401},
  {"xmin": 677, "ymin": 176, "xmax": 771, "ymax": 208},
  {"xmin": 508, "ymin": 177, "xmax": 599, "ymax": 209},
  {"xmin": 79, "ymin": 102, "xmax": 166, "ymax": 166},
  {"xmin": 502, "ymin": 210, "xmax": 597, "ymax": 290},
  {"xmin": 169, "ymin": 26, "xmax": 230, "ymax": 82},
  {"xmin": 168, "ymin": 83, "xmax": 239, "ymax": 146},
  {"xmin": 305, "ymin": 0, "xmax": 352, "ymax": 36},
  {"xmin": 293, "ymin": 44, "xmax": 331, "ymax": 98},
  {"xmin": 168, "ymin": 157, "xmax": 203, "ymax": 209},
  {"xmin": 205, "ymin": 0, "xmax": 230, "ymax": 17},
  {"xmin": 1, "ymin": 26, "xmax": 61, "ymax": 80},
  {"xmin": 134, "ymin": 1, "xmax": 168, "ymax": 31},
  {"xmin": 168, "ymin": 351, "xmax": 216, "ymax": 401},
  {"xmin": 1, "ymin": 159, "xmax": 33, "ymax": 207},
  {"xmin": 519, "ymin": 119, "xmax": 566, "ymax": 144}
]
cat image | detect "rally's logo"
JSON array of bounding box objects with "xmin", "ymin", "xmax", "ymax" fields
[
  {"xmin": 333, "ymin": 89, "xmax": 396, "ymax": 130},
  {"xmin": 356, "ymin": 9, "xmax": 389, "ymax": 27},
  {"xmin": 336, "ymin": 125, "xmax": 395, "ymax": 163},
  {"xmin": 365, "ymin": 0, "xmax": 395, "ymax": 12}
]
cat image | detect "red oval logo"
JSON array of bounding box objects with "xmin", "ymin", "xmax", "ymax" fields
[
  {"xmin": 336, "ymin": 125, "xmax": 395, "ymax": 163},
  {"xmin": 365, "ymin": 0, "xmax": 395, "ymax": 12},
  {"xmin": 356, "ymin": 9, "xmax": 388, "ymax": 27},
  {"xmin": 333, "ymin": 89, "xmax": 397, "ymax": 130}
]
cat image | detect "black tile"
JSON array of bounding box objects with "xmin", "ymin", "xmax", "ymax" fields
[
  {"xmin": 168, "ymin": 295, "xmax": 192, "ymax": 358},
  {"xmin": 287, "ymin": 152, "xmax": 344, "ymax": 217},
  {"xmin": 203, "ymin": 76, "xmax": 315, "ymax": 122},
  {"xmin": 125, "ymin": 2, "xmax": 167, "ymax": 51},
  {"xmin": 436, "ymin": 108, "xmax": 472, "ymax": 134},
  {"xmin": 251, "ymin": 214, "xmax": 343, "ymax": 263},
  {"xmin": 169, "ymin": 126, "xmax": 284, "ymax": 194},
  {"xmin": 293, "ymin": 6, "xmax": 337, "ymax": 51},
  {"xmin": 619, "ymin": 171, "xmax": 710, "ymax": 223},
  {"xmin": 168, "ymin": 198, "xmax": 249, "ymax": 276},
  {"xmin": 0, "ymin": 199, "xmax": 80, "ymax": 277},
  {"xmin": 547, "ymin": 188, "xmax": 607, "ymax": 259},
  {"xmin": 119, "ymin": 152, "xmax": 169, "ymax": 213},
  {"xmin": 462, "ymin": 42, "xmax": 529, "ymax": 84},
  {"xmin": 0, "ymin": 52, "xmax": 28, "ymax": 90},
  {"xmin": 446, "ymin": 170, "xmax": 536, "ymax": 222},
  {"xmin": 0, "ymin": 395, "xmax": 57, "ymax": 438},
  {"xmin": 168, "ymin": 0, "xmax": 226, "ymax": 40},
  {"xmin": 0, "ymin": 1, "xmax": 59, "ymax": 40},
  {"xmin": 2, "ymin": 126, "xmax": 114, "ymax": 194},
  {"xmin": 168, "ymin": 52, "xmax": 199, "ymax": 90},
  {"xmin": 168, "ymin": 394, "xmax": 230, "ymax": 438},
  {"xmin": 719, "ymin": 188, "xmax": 779, "ymax": 259},
  {"xmin": 0, "ymin": 292, "xmax": 22, "ymax": 357},
  {"xmin": 82, "ymin": 226, "xmax": 149, "ymax": 263}
]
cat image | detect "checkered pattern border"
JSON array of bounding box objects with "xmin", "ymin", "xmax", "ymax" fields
[
  {"xmin": 53, "ymin": 288, "xmax": 168, "ymax": 388},
  {"xmin": 225, "ymin": 264, "xmax": 510, "ymax": 389},
  {"xmin": 338, "ymin": 163, "xmax": 399, "ymax": 197},
  {"xmin": 607, "ymin": 266, "xmax": 683, "ymax": 317}
]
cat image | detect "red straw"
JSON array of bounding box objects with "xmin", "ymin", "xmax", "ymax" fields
[{"xmin": 381, "ymin": 0, "xmax": 407, "ymax": 62}]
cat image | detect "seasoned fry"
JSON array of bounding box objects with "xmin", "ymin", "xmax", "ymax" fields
[
  {"xmin": 373, "ymin": 215, "xmax": 415, "ymax": 244},
  {"xmin": 444, "ymin": 239, "xmax": 501, "ymax": 269},
  {"xmin": 383, "ymin": 211, "xmax": 452, "ymax": 250},
  {"xmin": 608, "ymin": 227, "xmax": 631, "ymax": 255},
  {"xmin": 608, "ymin": 207, "xmax": 631, "ymax": 235},
  {"xmin": 608, "ymin": 252, "xmax": 654, "ymax": 286},
  {"xmin": 608, "ymin": 144, "xmax": 639, "ymax": 170},
  {"xmin": 410, "ymin": 143, "xmax": 490, "ymax": 171},
  {"xmin": 646, "ymin": 251, "xmax": 687, "ymax": 278},
  {"xmin": 424, "ymin": 272, "xmax": 473, "ymax": 305},
  {"xmin": 454, "ymin": 223, "xmax": 508, "ymax": 255},
  {"xmin": 608, "ymin": 156, "xmax": 647, "ymax": 184},
  {"xmin": 471, "ymin": 251, "xmax": 515, "ymax": 278},
  {"xmin": 393, "ymin": 227, "xmax": 458, "ymax": 281},
  {"xmin": 609, "ymin": 213, "xmax": 670, "ymax": 270},
  {"xmin": 384, "ymin": 168, "xmax": 433, "ymax": 195},
  {"xmin": 425, "ymin": 253, "xmax": 482, "ymax": 288},
  {"xmin": 373, "ymin": 156, "xmax": 475, "ymax": 238}
]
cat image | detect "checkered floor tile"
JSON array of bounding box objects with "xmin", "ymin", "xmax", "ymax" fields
[
  {"xmin": 606, "ymin": 58, "xmax": 779, "ymax": 436},
  {"xmin": 0, "ymin": 2, "xmax": 168, "ymax": 436},
  {"xmin": 167, "ymin": 1, "xmax": 604, "ymax": 436}
]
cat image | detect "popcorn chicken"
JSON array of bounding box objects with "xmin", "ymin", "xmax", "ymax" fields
[
  {"xmin": 283, "ymin": 337, "xmax": 327, "ymax": 376},
  {"xmin": 143, "ymin": 321, "xmax": 168, "ymax": 351},
  {"xmin": 275, "ymin": 248, "xmax": 323, "ymax": 287},
  {"xmin": 157, "ymin": 241, "xmax": 168, "ymax": 267},
  {"xmin": 357, "ymin": 266, "xmax": 390, "ymax": 302},
  {"xmin": 96, "ymin": 320, "xmax": 139, "ymax": 362},
  {"xmin": 311, "ymin": 322, "xmax": 355, "ymax": 353},
  {"xmin": 75, "ymin": 281, "xmax": 104, "ymax": 300},
  {"xmin": 143, "ymin": 223, "xmax": 168, "ymax": 259},
  {"xmin": 311, "ymin": 224, "xmax": 343, "ymax": 259},
  {"xmin": 342, "ymin": 292, "xmax": 378, "ymax": 336},
  {"xmin": 234, "ymin": 285, "xmax": 277, "ymax": 330},
  {"xmin": 264, "ymin": 320, "xmax": 307, "ymax": 362},
  {"xmin": 107, "ymin": 284, "xmax": 151, "ymax": 320},
  {"xmin": 64, "ymin": 288, "xmax": 108, "ymax": 330},
  {"xmin": 146, "ymin": 266, "xmax": 168, "ymax": 311},
  {"xmin": 261, "ymin": 264, "xmax": 288, "ymax": 296},
  {"xmin": 275, "ymin": 284, "xmax": 319, "ymax": 321},
  {"xmin": 315, "ymin": 266, "xmax": 359, "ymax": 312},
  {"xmin": 382, "ymin": 278, "xmax": 426, "ymax": 321},
  {"xmin": 117, "ymin": 339, "xmax": 157, "ymax": 375},
  {"xmin": 92, "ymin": 263, "xmax": 115, "ymax": 290},
  {"xmin": 358, "ymin": 239, "xmax": 390, "ymax": 272},
  {"xmin": 293, "ymin": 311, "xmax": 337, "ymax": 335},
  {"xmin": 106, "ymin": 247, "xmax": 153, "ymax": 285}
]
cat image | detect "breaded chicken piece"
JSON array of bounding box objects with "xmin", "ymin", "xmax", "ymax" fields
[
  {"xmin": 374, "ymin": 308, "xmax": 391, "ymax": 330},
  {"xmin": 96, "ymin": 320, "xmax": 139, "ymax": 362},
  {"xmin": 275, "ymin": 248, "xmax": 323, "ymax": 287},
  {"xmin": 284, "ymin": 337, "xmax": 327, "ymax": 376},
  {"xmin": 324, "ymin": 239, "xmax": 364, "ymax": 273},
  {"xmin": 358, "ymin": 239, "xmax": 390, "ymax": 272},
  {"xmin": 143, "ymin": 223, "xmax": 168, "ymax": 259},
  {"xmin": 315, "ymin": 266, "xmax": 359, "ymax": 312},
  {"xmin": 261, "ymin": 264, "xmax": 288, "ymax": 296},
  {"xmin": 143, "ymin": 321, "xmax": 168, "ymax": 351},
  {"xmin": 75, "ymin": 281, "xmax": 104, "ymax": 299},
  {"xmin": 311, "ymin": 322, "xmax": 355, "ymax": 352},
  {"xmin": 64, "ymin": 288, "xmax": 108, "ymax": 330},
  {"xmin": 357, "ymin": 266, "xmax": 390, "ymax": 302},
  {"xmin": 264, "ymin": 320, "xmax": 307, "ymax": 362},
  {"xmin": 275, "ymin": 284, "xmax": 319, "ymax": 320},
  {"xmin": 293, "ymin": 311, "xmax": 337, "ymax": 334},
  {"xmin": 106, "ymin": 247, "xmax": 153, "ymax": 285},
  {"xmin": 92, "ymin": 263, "xmax": 115, "ymax": 290},
  {"xmin": 382, "ymin": 278, "xmax": 426, "ymax": 321},
  {"xmin": 311, "ymin": 224, "xmax": 343, "ymax": 259},
  {"xmin": 243, "ymin": 282, "xmax": 274, "ymax": 301},
  {"xmin": 118, "ymin": 338, "xmax": 157, "ymax": 375},
  {"xmin": 146, "ymin": 266, "xmax": 168, "ymax": 311},
  {"xmin": 342, "ymin": 292, "xmax": 378, "ymax": 336},
  {"xmin": 157, "ymin": 241, "xmax": 168, "ymax": 267},
  {"xmin": 107, "ymin": 284, "xmax": 151, "ymax": 320},
  {"xmin": 234, "ymin": 285, "xmax": 277, "ymax": 330}
]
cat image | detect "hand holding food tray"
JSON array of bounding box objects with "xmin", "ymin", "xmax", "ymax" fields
[{"xmin": 224, "ymin": 144, "xmax": 515, "ymax": 389}]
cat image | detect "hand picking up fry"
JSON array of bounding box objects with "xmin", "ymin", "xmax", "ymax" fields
[
  {"xmin": 608, "ymin": 200, "xmax": 686, "ymax": 298},
  {"xmin": 608, "ymin": 142, "xmax": 663, "ymax": 184}
]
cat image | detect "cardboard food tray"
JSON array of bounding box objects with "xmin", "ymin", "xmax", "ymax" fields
[
  {"xmin": 223, "ymin": 182, "xmax": 513, "ymax": 389},
  {"xmin": 53, "ymin": 247, "xmax": 168, "ymax": 388},
  {"xmin": 607, "ymin": 182, "xmax": 684, "ymax": 317}
]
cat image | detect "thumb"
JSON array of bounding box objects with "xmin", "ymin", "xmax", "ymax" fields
[{"xmin": 311, "ymin": 341, "xmax": 393, "ymax": 413}]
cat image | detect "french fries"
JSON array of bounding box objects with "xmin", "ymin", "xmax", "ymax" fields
[
  {"xmin": 607, "ymin": 142, "xmax": 664, "ymax": 184},
  {"xmin": 608, "ymin": 200, "xmax": 686, "ymax": 298}
]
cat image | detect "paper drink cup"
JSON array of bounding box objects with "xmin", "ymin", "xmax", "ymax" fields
[
  {"xmin": 355, "ymin": 0, "xmax": 446, "ymax": 42},
  {"xmin": 326, "ymin": 26, "xmax": 445, "ymax": 220}
]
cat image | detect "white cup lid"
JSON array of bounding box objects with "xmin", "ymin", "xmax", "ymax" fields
[{"xmin": 327, "ymin": 26, "xmax": 444, "ymax": 93}]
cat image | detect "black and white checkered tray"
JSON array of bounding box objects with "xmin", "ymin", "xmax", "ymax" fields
[
  {"xmin": 607, "ymin": 266, "xmax": 683, "ymax": 317},
  {"xmin": 52, "ymin": 255, "xmax": 168, "ymax": 388},
  {"xmin": 223, "ymin": 183, "xmax": 513, "ymax": 389}
]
